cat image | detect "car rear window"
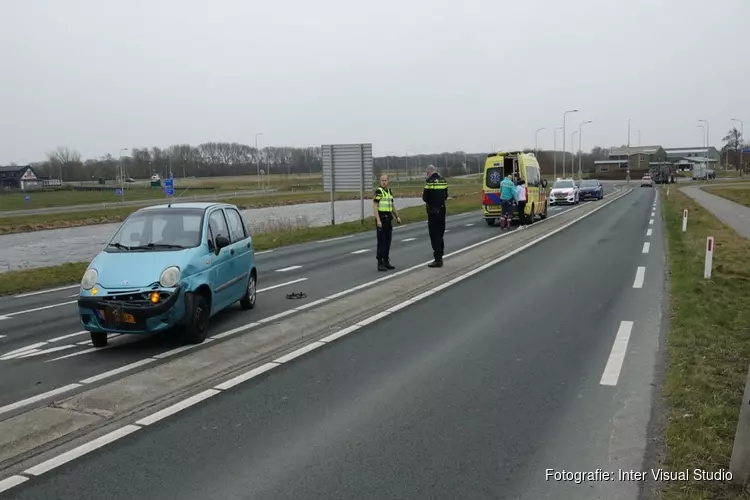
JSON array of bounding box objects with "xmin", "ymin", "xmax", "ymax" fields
[{"xmin": 485, "ymin": 167, "xmax": 503, "ymax": 189}]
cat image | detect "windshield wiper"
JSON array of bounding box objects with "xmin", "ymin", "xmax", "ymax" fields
[
  {"xmin": 129, "ymin": 243, "xmax": 186, "ymax": 250},
  {"xmin": 107, "ymin": 242, "xmax": 131, "ymax": 250}
]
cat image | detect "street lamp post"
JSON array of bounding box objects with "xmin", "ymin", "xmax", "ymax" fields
[
  {"xmin": 119, "ymin": 148, "xmax": 128, "ymax": 202},
  {"xmin": 699, "ymin": 119, "xmax": 710, "ymax": 171},
  {"xmin": 562, "ymin": 109, "xmax": 579, "ymax": 178},
  {"xmin": 627, "ymin": 119, "xmax": 631, "ymax": 181},
  {"xmin": 571, "ymin": 131, "xmax": 579, "ymax": 178},
  {"xmin": 732, "ymin": 118, "xmax": 744, "ymax": 174},
  {"xmin": 535, "ymin": 127, "xmax": 546, "ymax": 156},
  {"xmin": 578, "ymin": 120, "xmax": 592, "ymax": 179},
  {"xmin": 255, "ymin": 133, "xmax": 263, "ymax": 189},
  {"xmin": 553, "ymin": 127, "xmax": 563, "ymax": 179}
]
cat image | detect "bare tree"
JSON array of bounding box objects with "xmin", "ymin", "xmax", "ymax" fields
[{"xmin": 46, "ymin": 146, "xmax": 82, "ymax": 181}]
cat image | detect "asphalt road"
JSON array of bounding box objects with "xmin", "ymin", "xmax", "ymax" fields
[
  {"xmin": 0, "ymin": 191, "xmax": 616, "ymax": 418},
  {"xmin": 1, "ymin": 185, "xmax": 664, "ymax": 499}
]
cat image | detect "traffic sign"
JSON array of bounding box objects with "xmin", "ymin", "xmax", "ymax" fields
[
  {"xmin": 743, "ymin": 148, "xmax": 750, "ymax": 154},
  {"xmin": 164, "ymin": 178, "xmax": 174, "ymax": 197},
  {"xmin": 115, "ymin": 188, "xmax": 123, "ymax": 196},
  {"xmin": 24, "ymin": 195, "xmax": 30, "ymax": 203}
]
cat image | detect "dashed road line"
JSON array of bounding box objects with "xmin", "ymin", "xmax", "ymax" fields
[
  {"xmin": 600, "ymin": 320, "xmax": 634, "ymax": 386},
  {"xmin": 13, "ymin": 284, "xmax": 79, "ymax": 299},
  {"xmin": 646, "ymin": 228, "xmax": 652, "ymax": 236},
  {"xmin": 402, "ymin": 238, "xmax": 416, "ymax": 242},
  {"xmin": 465, "ymin": 223, "xmax": 474, "ymax": 227},
  {"xmin": 350, "ymin": 249, "xmax": 370, "ymax": 254},
  {"xmin": 642, "ymin": 242, "xmax": 650, "ymax": 254},
  {"xmin": 274, "ymin": 265, "xmax": 302, "ymax": 272},
  {"xmin": 317, "ymin": 235, "xmax": 354, "ymax": 243},
  {"xmin": 648, "ymin": 219, "xmax": 654, "ymax": 225},
  {"xmin": 633, "ymin": 266, "xmax": 646, "ymax": 288}
]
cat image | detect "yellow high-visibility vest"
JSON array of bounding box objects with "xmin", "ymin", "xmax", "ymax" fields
[{"xmin": 376, "ymin": 187, "xmax": 394, "ymax": 212}]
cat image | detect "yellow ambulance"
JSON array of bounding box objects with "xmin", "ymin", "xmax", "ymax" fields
[{"xmin": 481, "ymin": 151, "xmax": 548, "ymax": 226}]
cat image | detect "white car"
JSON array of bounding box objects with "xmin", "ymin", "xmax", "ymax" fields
[
  {"xmin": 549, "ymin": 179, "xmax": 579, "ymax": 205},
  {"xmin": 641, "ymin": 175, "xmax": 654, "ymax": 187}
]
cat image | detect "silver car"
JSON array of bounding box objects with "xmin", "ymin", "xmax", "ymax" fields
[{"xmin": 549, "ymin": 179, "xmax": 579, "ymax": 205}]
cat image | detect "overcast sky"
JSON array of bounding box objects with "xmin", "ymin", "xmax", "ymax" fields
[{"xmin": 1, "ymin": 0, "xmax": 748, "ymax": 164}]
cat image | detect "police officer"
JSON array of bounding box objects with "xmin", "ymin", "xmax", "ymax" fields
[
  {"xmin": 374, "ymin": 174, "xmax": 401, "ymax": 271},
  {"xmin": 422, "ymin": 165, "xmax": 449, "ymax": 268}
]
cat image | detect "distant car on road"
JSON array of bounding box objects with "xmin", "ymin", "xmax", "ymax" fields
[
  {"xmin": 577, "ymin": 179, "xmax": 604, "ymax": 200},
  {"xmin": 640, "ymin": 175, "xmax": 654, "ymax": 187},
  {"xmin": 548, "ymin": 179, "xmax": 579, "ymax": 205},
  {"xmin": 77, "ymin": 202, "xmax": 258, "ymax": 348}
]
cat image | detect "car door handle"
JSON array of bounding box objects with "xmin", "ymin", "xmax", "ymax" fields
[
  {"xmin": 230, "ymin": 248, "xmax": 235, "ymax": 255},
  {"xmin": 246, "ymin": 243, "xmax": 250, "ymax": 248}
]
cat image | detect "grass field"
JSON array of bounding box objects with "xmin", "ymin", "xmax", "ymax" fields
[
  {"xmin": 703, "ymin": 185, "xmax": 750, "ymax": 208},
  {"xmin": 659, "ymin": 186, "xmax": 750, "ymax": 499},
  {"xmin": 0, "ymin": 178, "xmax": 481, "ymax": 235},
  {"xmin": 0, "ymin": 190, "xmax": 481, "ymax": 296}
]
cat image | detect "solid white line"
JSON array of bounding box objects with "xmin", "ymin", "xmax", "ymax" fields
[
  {"xmin": 317, "ymin": 235, "xmax": 353, "ymax": 243},
  {"xmin": 273, "ymin": 341, "xmax": 326, "ymax": 364},
  {"xmin": 210, "ymin": 323, "xmax": 262, "ymax": 340},
  {"xmin": 47, "ymin": 330, "xmax": 88, "ymax": 343},
  {"xmin": 0, "ymin": 335, "xmax": 5, "ymax": 339},
  {"xmin": 153, "ymin": 339, "xmax": 215, "ymax": 359},
  {"xmin": 319, "ymin": 324, "xmax": 362, "ymax": 343},
  {"xmin": 600, "ymin": 321, "xmax": 635, "ymax": 386},
  {"xmin": 350, "ymin": 249, "xmax": 369, "ymax": 254},
  {"xmin": 401, "ymin": 238, "xmax": 416, "ymax": 242},
  {"xmin": 258, "ymin": 309, "xmax": 297, "ymax": 323},
  {"xmin": 254, "ymin": 250, "xmax": 273, "ymax": 255},
  {"xmin": 48, "ymin": 347, "xmax": 101, "ymax": 362},
  {"xmin": 646, "ymin": 228, "xmax": 653, "ymax": 236},
  {"xmin": 8, "ymin": 348, "xmax": 42, "ymax": 359},
  {"xmin": 642, "ymin": 242, "xmax": 650, "ymax": 254},
  {"xmin": 465, "ymin": 223, "xmax": 474, "ymax": 226},
  {"xmin": 633, "ymin": 266, "xmax": 646, "ymax": 288},
  {"xmin": 274, "ymin": 265, "xmax": 302, "ymax": 272},
  {"xmin": 648, "ymin": 219, "xmax": 654, "ymax": 225},
  {"xmin": 0, "ymin": 383, "xmax": 82, "ymax": 416},
  {"xmin": 17, "ymin": 345, "xmax": 76, "ymax": 358},
  {"xmin": 258, "ymin": 278, "xmax": 308, "ymax": 293},
  {"xmin": 386, "ymin": 299, "xmax": 417, "ymax": 313},
  {"xmin": 13, "ymin": 284, "xmax": 79, "ymax": 298},
  {"xmin": 0, "ymin": 475, "xmax": 28, "ymax": 494},
  {"xmin": 24, "ymin": 425, "xmax": 141, "ymax": 476},
  {"xmin": 80, "ymin": 358, "xmax": 157, "ymax": 384},
  {"xmin": 214, "ymin": 362, "xmax": 279, "ymax": 390},
  {"xmin": 135, "ymin": 389, "xmax": 220, "ymax": 426},
  {"xmin": 3, "ymin": 300, "xmax": 78, "ymax": 318},
  {"xmin": 1, "ymin": 342, "xmax": 48, "ymax": 360},
  {"xmin": 293, "ymin": 297, "xmax": 331, "ymax": 311},
  {"xmin": 356, "ymin": 311, "xmax": 392, "ymax": 327}
]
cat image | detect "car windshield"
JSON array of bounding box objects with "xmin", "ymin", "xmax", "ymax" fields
[
  {"xmin": 553, "ymin": 180, "xmax": 574, "ymax": 189},
  {"xmin": 107, "ymin": 208, "xmax": 204, "ymax": 251},
  {"xmin": 580, "ymin": 180, "xmax": 598, "ymax": 187}
]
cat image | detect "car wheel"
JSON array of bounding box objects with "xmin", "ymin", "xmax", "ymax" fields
[
  {"xmin": 91, "ymin": 331, "xmax": 107, "ymax": 348},
  {"xmin": 184, "ymin": 293, "xmax": 210, "ymax": 344},
  {"xmin": 485, "ymin": 218, "xmax": 496, "ymax": 226},
  {"xmin": 527, "ymin": 204, "xmax": 535, "ymax": 225},
  {"xmin": 239, "ymin": 272, "xmax": 257, "ymax": 310}
]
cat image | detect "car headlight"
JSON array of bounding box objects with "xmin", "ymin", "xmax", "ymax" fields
[
  {"xmin": 81, "ymin": 268, "xmax": 98, "ymax": 290},
  {"xmin": 159, "ymin": 266, "xmax": 181, "ymax": 288}
]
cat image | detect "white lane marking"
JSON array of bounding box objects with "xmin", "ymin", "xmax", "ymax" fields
[
  {"xmin": 274, "ymin": 265, "xmax": 302, "ymax": 272},
  {"xmin": 17, "ymin": 345, "xmax": 76, "ymax": 358},
  {"xmin": 642, "ymin": 242, "xmax": 650, "ymax": 254},
  {"xmin": 2, "ymin": 300, "xmax": 77, "ymax": 319},
  {"xmin": 258, "ymin": 309, "xmax": 297, "ymax": 323},
  {"xmin": 445, "ymin": 229, "xmax": 450, "ymax": 232},
  {"xmin": 80, "ymin": 358, "xmax": 157, "ymax": 384},
  {"xmin": 13, "ymin": 284, "xmax": 79, "ymax": 298},
  {"xmin": 646, "ymin": 228, "xmax": 653, "ymax": 236},
  {"xmin": 350, "ymin": 249, "xmax": 369, "ymax": 254},
  {"xmin": 651, "ymin": 212, "xmax": 655, "ymax": 217},
  {"xmin": 0, "ymin": 335, "xmax": 5, "ymax": 339},
  {"xmin": 254, "ymin": 250, "xmax": 273, "ymax": 255},
  {"xmin": 153, "ymin": 339, "xmax": 216, "ymax": 359},
  {"xmin": 633, "ymin": 266, "xmax": 646, "ymax": 288},
  {"xmin": 600, "ymin": 321, "xmax": 635, "ymax": 386},
  {"xmin": 0, "ymin": 342, "xmax": 48, "ymax": 360},
  {"xmin": 386, "ymin": 299, "xmax": 417, "ymax": 313},
  {"xmin": 319, "ymin": 324, "xmax": 362, "ymax": 343},
  {"xmin": 293, "ymin": 297, "xmax": 330, "ymax": 311},
  {"xmin": 356, "ymin": 311, "xmax": 393, "ymax": 327},
  {"xmin": 393, "ymin": 223, "xmax": 411, "ymax": 230},
  {"xmin": 465, "ymin": 223, "xmax": 474, "ymax": 226},
  {"xmin": 47, "ymin": 331, "xmax": 88, "ymax": 343},
  {"xmin": 317, "ymin": 235, "xmax": 353, "ymax": 243},
  {"xmin": 401, "ymin": 238, "xmax": 416, "ymax": 242},
  {"xmin": 0, "ymin": 476, "xmax": 29, "ymax": 494},
  {"xmin": 257, "ymin": 278, "xmax": 307, "ymax": 293},
  {"xmin": 11, "ymin": 349, "xmax": 42, "ymax": 358},
  {"xmin": 214, "ymin": 362, "xmax": 279, "ymax": 390},
  {"xmin": 0, "ymin": 383, "xmax": 82, "ymax": 416},
  {"xmin": 24, "ymin": 424, "xmax": 142, "ymax": 476},
  {"xmin": 648, "ymin": 219, "xmax": 654, "ymax": 225},
  {"xmin": 48, "ymin": 347, "xmax": 101, "ymax": 362},
  {"xmin": 135, "ymin": 389, "xmax": 220, "ymax": 426},
  {"xmin": 273, "ymin": 341, "xmax": 326, "ymax": 364},
  {"xmin": 210, "ymin": 323, "xmax": 262, "ymax": 340}
]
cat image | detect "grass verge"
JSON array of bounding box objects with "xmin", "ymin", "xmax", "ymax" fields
[
  {"xmin": 660, "ymin": 186, "xmax": 750, "ymax": 499},
  {"xmin": 703, "ymin": 185, "xmax": 750, "ymax": 208},
  {"xmin": 0, "ymin": 192, "xmax": 481, "ymax": 296}
]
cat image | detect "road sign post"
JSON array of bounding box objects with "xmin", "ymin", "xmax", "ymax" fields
[
  {"xmin": 322, "ymin": 143, "xmax": 373, "ymax": 225},
  {"xmin": 704, "ymin": 236, "xmax": 714, "ymax": 279},
  {"xmin": 164, "ymin": 178, "xmax": 175, "ymax": 198},
  {"xmin": 682, "ymin": 209, "xmax": 688, "ymax": 232}
]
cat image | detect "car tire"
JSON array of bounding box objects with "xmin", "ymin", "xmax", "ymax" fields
[
  {"xmin": 91, "ymin": 331, "xmax": 107, "ymax": 348},
  {"xmin": 485, "ymin": 218, "xmax": 496, "ymax": 226},
  {"xmin": 527, "ymin": 204, "xmax": 535, "ymax": 225},
  {"xmin": 184, "ymin": 293, "xmax": 210, "ymax": 344},
  {"xmin": 239, "ymin": 272, "xmax": 257, "ymax": 310}
]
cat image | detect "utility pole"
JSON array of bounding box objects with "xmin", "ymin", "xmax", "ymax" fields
[
  {"xmin": 553, "ymin": 127, "xmax": 563, "ymax": 179},
  {"xmin": 562, "ymin": 109, "xmax": 579, "ymax": 178},
  {"xmin": 535, "ymin": 127, "xmax": 546, "ymax": 156}
]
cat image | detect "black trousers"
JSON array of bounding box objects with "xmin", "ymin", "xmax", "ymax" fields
[
  {"xmin": 517, "ymin": 200, "xmax": 527, "ymax": 223},
  {"xmin": 376, "ymin": 212, "xmax": 393, "ymax": 261},
  {"xmin": 427, "ymin": 208, "xmax": 446, "ymax": 261}
]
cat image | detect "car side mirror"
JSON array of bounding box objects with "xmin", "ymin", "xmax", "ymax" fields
[{"xmin": 215, "ymin": 235, "xmax": 230, "ymax": 253}]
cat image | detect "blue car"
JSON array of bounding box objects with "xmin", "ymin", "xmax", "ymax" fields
[{"xmin": 77, "ymin": 202, "xmax": 258, "ymax": 348}]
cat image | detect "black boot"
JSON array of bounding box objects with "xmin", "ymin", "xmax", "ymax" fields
[
  {"xmin": 428, "ymin": 259, "xmax": 443, "ymax": 268},
  {"xmin": 377, "ymin": 259, "xmax": 388, "ymax": 271},
  {"xmin": 384, "ymin": 259, "xmax": 395, "ymax": 270}
]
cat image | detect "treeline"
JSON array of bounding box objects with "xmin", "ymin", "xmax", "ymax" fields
[{"xmin": 23, "ymin": 143, "xmax": 614, "ymax": 182}]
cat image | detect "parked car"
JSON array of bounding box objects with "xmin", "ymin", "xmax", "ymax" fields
[
  {"xmin": 548, "ymin": 179, "xmax": 579, "ymax": 205},
  {"xmin": 577, "ymin": 179, "xmax": 604, "ymax": 200},
  {"xmin": 641, "ymin": 175, "xmax": 654, "ymax": 187},
  {"xmin": 77, "ymin": 202, "xmax": 258, "ymax": 347}
]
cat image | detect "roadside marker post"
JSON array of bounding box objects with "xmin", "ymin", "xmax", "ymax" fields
[
  {"xmin": 704, "ymin": 236, "xmax": 714, "ymax": 279},
  {"xmin": 682, "ymin": 209, "xmax": 688, "ymax": 232}
]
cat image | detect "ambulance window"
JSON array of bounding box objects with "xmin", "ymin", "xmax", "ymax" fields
[
  {"xmin": 526, "ymin": 166, "xmax": 540, "ymax": 186},
  {"xmin": 485, "ymin": 167, "xmax": 503, "ymax": 189}
]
